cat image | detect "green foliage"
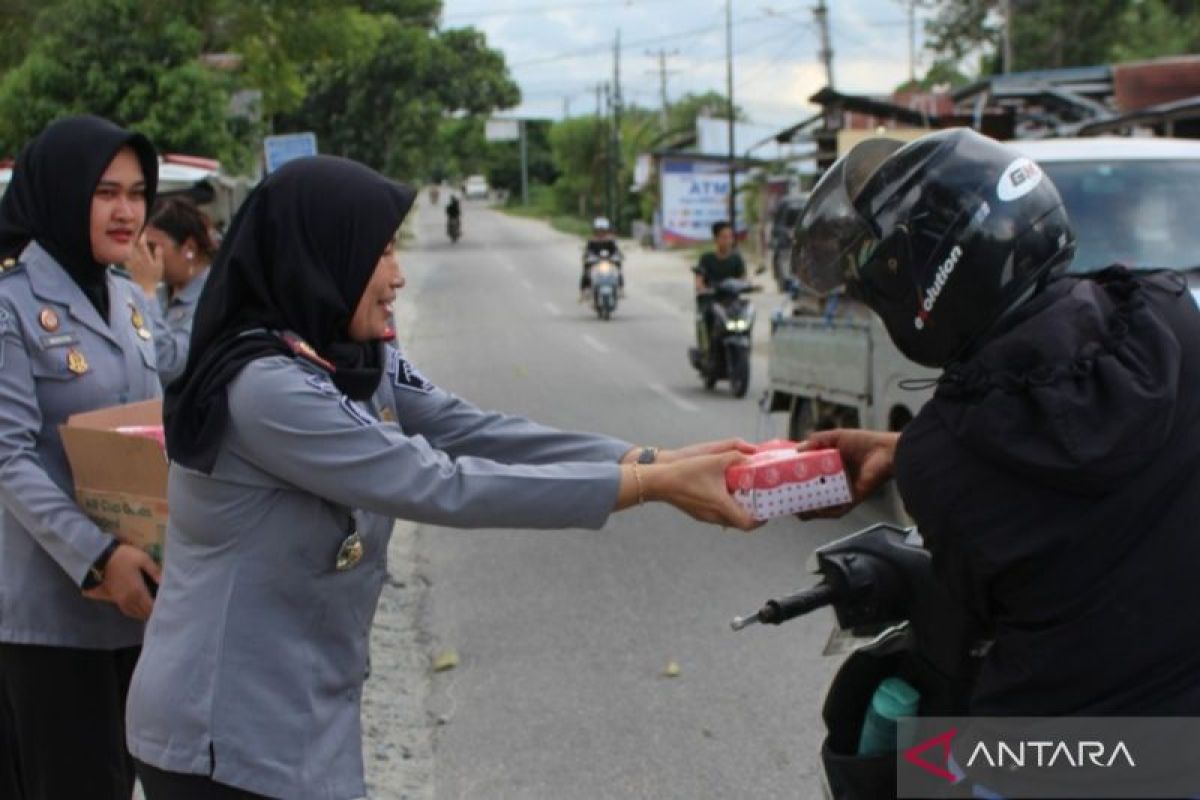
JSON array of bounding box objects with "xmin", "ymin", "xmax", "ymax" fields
[
  {"xmin": 666, "ymin": 90, "xmax": 746, "ymax": 136},
  {"xmin": 547, "ymin": 116, "xmax": 608, "ymax": 219},
  {"xmin": 0, "ymin": 0, "xmax": 518, "ymax": 179},
  {"xmin": 280, "ymin": 16, "xmax": 519, "ymax": 179},
  {"xmin": 922, "ymin": 0, "xmax": 1200, "ymax": 74},
  {"xmin": 1110, "ymin": 0, "xmax": 1200, "ymax": 62},
  {"xmin": 0, "ymin": 0, "xmax": 247, "ymax": 167}
]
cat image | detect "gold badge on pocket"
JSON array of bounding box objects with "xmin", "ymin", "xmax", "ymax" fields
[
  {"xmin": 66, "ymin": 348, "xmax": 89, "ymax": 375},
  {"xmin": 130, "ymin": 304, "xmax": 151, "ymax": 340},
  {"xmin": 335, "ymin": 532, "xmax": 364, "ymax": 571}
]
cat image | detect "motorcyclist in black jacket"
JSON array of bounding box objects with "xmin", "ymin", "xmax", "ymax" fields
[{"xmin": 791, "ymin": 128, "xmax": 1200, "ymax": 716}]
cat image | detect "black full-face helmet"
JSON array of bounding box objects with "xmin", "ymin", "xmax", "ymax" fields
[{"xmin": 791, "ymin": 128, "xmax": 1076, "ymax": 368}]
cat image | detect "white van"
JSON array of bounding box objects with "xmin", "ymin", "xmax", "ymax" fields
[{"xmin": 464, "ymin": 174, "xmax": 489, "ymax": 199}]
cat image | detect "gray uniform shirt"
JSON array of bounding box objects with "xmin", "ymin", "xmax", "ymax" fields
[
  {"xmin": 146, "ymin": 267, "xmax": 208, "ymax": 386},
  {"xmin": 127, "ymin": 346, "xmax": 631, "ymax": 799},
  {"xmin": 0, "ymin": 241, "xmax": 161, "ymax": 648}
]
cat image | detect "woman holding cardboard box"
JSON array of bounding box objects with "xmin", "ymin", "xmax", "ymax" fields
[
  {"xmin": 125, "ymin": 155, "xmax": 755, "ymax": 800},
  {"xmin": 0, "ymin": 116, "xmax": 163, "ymax": 799}
]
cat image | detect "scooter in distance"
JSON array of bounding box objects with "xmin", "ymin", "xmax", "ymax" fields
[
  {"xmin": 447, "ymin": 215, "xmax": 461, "ymax": 243},
  {"xmin": 731, "ymin": 523, "xmax": 981, "ymax": 800},
  {"xmin": 585, "ymin": 254, "xmax": 622, "ymax": 320},
  {"xmin": 689, "ymin": 277, "xmax": 758, "ymax": 398}
]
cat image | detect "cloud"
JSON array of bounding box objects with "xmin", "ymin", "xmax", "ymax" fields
[{"xmin": 444, "ymin": 0, "xmax": 920, "ymax": 131}]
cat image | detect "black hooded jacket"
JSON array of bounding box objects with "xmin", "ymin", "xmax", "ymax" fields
[{"xmin": 895, "ymin": 268, "xmax": 1200, "ymax": 715}]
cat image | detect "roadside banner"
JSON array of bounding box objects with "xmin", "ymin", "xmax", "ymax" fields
[
  {"xmin": 659, "ymin": 157, "xmax": 748, "ymax": 246},
  {"xmin": 263, "ymin": 132, "xmax": 318, "ymax": 174}
]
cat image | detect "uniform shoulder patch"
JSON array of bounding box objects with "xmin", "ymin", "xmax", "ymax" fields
[{"xmin": 388, "ymin": 348, "xmax": 434, "ymax": 394}]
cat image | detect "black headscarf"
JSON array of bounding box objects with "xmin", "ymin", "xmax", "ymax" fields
[
  {"xmin": 0, "ymin": 115, "xmax": 158, "ymax": 317},
  {"xmin": 164, "ymin": 155, "xmax": 416, "ymax": 473}
]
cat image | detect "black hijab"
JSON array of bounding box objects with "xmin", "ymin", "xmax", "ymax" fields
[
  {"xmin": 164, "ymin": 155, "xmax": 416, "ymax": 473},
  {"xmin": 0, "ymin": 115, "xmax": 158, "ymax": 317}
]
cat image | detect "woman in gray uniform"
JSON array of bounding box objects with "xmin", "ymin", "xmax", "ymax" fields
[
  {"xmin": 127, "ymin": 196, "xmax": 215, "ymax": 386},
  {"xmin": 127, "ymin": 156, "xmax": 754, "ymax": 800},
  {"xmin": 0, "ymin": 116, "xmax": 163, "ymax": 799}
]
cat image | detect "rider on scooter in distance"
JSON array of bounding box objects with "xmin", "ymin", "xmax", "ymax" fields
[
  {"xmin": 579, "ymin": 216, "xmax": 623, "ymax": 302},
  {"xmin": 792, "ymin": 128, "xmax": 1200, "ymax": 717}
]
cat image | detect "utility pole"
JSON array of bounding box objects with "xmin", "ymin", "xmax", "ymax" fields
[
  {"xmin": 519, "ymin": 119, "xmax": 529, "ymax": 206},
  {"xmin": 611, "ymin": 29, "xmax": 623, "ymax": 228},
  {"xmin": 814, "ymin": 0, "xmax": 834, "ymax": 89},
  {"xmin": 562, "ymin": 95, "xmax": 571, "ymax": 119},
  {"xmin": 907, "ymin": 0, "xmax": 916, "ymax": 85},
  {"xmin": 725, "ymin": 0, "xmax": 736, "ymax": 231},
  {"xmin": 645, "ymin": 48, "xmax": 679, "ymax": 129},
  {"xmin": 603, "ymin": 81, "xmax": 613, "ymax": 225},
  {"xmin": 1000, "ymin": 0, "xmax": 1013, "ymax": 73}
]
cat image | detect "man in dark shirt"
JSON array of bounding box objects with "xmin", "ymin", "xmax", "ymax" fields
[
  {"xmin": 693, "ymin": 220, "xmax": 746, "ymax": 352},
  {"xmin": 694, "ymin": 220, "xmax": 745, "ymax": 291}
]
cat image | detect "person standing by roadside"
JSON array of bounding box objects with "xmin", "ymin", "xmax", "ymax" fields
[
  {"xmin": 126, "ymin": 155, "xmax": 756, "ymax": 800},
  {"xmin": 0, "ymin": 115, "xmax": 163, "ymax": 800},
  {"xmin": 126, "ymin": 196, "xmax": 215, "ymax": 386}
]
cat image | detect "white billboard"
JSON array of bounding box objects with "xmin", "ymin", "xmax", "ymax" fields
[{"xmin": 659, "ymin": 157, "xmax": 748, "ymax": 246}]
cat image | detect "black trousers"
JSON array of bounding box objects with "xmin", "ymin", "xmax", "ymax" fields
[
  {"xmin": 136, "ymin": 760, "xmax": 273, "ymax": 800},
  {"xmin": 0, "ymin": 642, "xmax": 139, "ymax": 800}
]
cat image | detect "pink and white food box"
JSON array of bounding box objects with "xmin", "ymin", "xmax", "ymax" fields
[
  {"xmin": 116, "ymin": 425, "xmax": 167, "ymax": 457},
  {"xmin": 725, "ymin": 447, "xmax": 852, "ymax": 521}
]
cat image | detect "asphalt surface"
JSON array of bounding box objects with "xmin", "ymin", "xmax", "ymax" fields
[{"xmin": 376, "ymin": 196, "xmax": 894, "ymax": 800}]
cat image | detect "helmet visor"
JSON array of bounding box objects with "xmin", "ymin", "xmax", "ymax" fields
[{"xmin": 791, "ymin": 138, "xmax": 906, "ymax": 295}]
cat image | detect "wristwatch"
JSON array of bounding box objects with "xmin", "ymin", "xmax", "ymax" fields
[
  {"xmin": 82, "ymin": 540, "xmax": 119, "ymax": 589},
  {"xmin": 636, "ymin": 446, "xmax": 659, "ymax": 465}
]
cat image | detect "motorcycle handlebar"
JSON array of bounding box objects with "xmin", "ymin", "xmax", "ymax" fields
[{"xmin": 730, "ymin": 582, "xmax": 839, "ymax": 631}]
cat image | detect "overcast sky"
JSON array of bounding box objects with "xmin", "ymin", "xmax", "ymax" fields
[{"xmin": 440, "ymin": 0, "xmax": 933, "ymax": 134}]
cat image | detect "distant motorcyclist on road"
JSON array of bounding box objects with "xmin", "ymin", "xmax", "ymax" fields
[
  {"xmin": 792, "ymin": 128, "xmax": 1200, "ymax": 716},
  {"xmin": 445, "ymin": 194, "xmax": 461, "ymax": 242},
  {"xmin": 579, "ymin": 216, "xmax": 623, "ymax": 302},
  {"xmin": 693, "ymin": 220, "xmax": 746, "ymax": 350}
]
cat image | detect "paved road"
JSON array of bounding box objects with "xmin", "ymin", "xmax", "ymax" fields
[{"xmin": 366, "ymin": 197, "xmax": 893, "ymax": 800}]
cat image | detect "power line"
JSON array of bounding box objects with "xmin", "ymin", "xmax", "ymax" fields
[
  {"xmin": 441, "ymin": 0, "xmax": 679, "ymax": 21},
  {"xmin": 507, "ymin": 13, "xmax": 774, "ymax": 68}
]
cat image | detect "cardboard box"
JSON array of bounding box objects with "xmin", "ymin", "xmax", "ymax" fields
[
  {"xmin": 726, "ymin": 447, "xmax": 852, "ymax": 521},
  {"xmin": 60, "ymin": 399, "xmax": 167, "ymax": 562}
]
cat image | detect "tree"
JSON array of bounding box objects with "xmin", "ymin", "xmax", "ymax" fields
[
  {"xmin": 281, "ymin": 16, "xmax": 520, "ymax": 179},
  {"xmin": 666, "ymin": 90, "xmax": 747, "ymax": 139},
  {"xmin": 0, "ymin": 0, "xmax": 250, "ymax": 168},
  {"xmin": 922, "ymin": 0, "xmax": 1200, "ymax": 74},
  {"xmin": 1110, "ymin": 0, "xmax": 1200, "ymax": 63},
  {"xmin": 548, "ymin": 115, "xmax": 609, "ymax": 218}
]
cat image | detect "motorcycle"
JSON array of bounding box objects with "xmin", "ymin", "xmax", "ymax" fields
[
  {"xmin": 447, "ymin": 214, "xmax": 461, "ymax": 243},
  {"xmin": 731, "ymin": 523, "xmax": 981, "ymax": 800},
  {"xmin": 688, "ymin": 276, "xmax": 758, "ymax": 398},
  {"xmin": 586, "ymin": 254, "xmax": 621, "ymax": 320}
]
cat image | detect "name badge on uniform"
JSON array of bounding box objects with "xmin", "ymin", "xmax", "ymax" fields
[
  {"xmin": 336, "ymin": 531, "xmax": 364, "ymax": 571},
  {"xmin": 39, "ymin": 332, "xmax": 80, "ymax": 349}
]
